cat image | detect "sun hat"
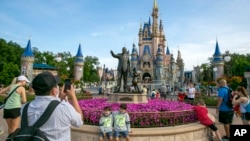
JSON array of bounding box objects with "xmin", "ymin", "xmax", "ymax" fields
[
  {"xmin": 32, "ymin": 72, "xmax": 60, "ymax": 95},
  {"xmin": 17, "ymin": 75, "xmax": 30, "ymax": 83}
]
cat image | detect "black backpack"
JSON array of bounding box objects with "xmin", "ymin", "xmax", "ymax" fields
[
  {"xmin": 6, "ymin": 100, "xmax": 60, "ymax": 141},
  {"xmin": 223, "ymin": 87, "xmax": 233, "ymax": 109}
]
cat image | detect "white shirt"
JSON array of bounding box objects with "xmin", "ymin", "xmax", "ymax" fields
[
  {"xmin": 22, "ymin": 96, "xmax": 83, "ymax": 141},
  {"xmin": 188, "ymin": 87, "xmax": 196, "ymax": 98}
]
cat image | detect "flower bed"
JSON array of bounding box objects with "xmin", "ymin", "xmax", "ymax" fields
[{"xmin": 79, "ymin": 98, "xmax": 198, "ymax": 128}]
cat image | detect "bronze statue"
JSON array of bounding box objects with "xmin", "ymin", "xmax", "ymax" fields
[
  {"xmin": 131, "ymin": 67, "xmax": 140, "ymax": 93},
  {"xmin": 110, "ymin": 47, "xmax": 130, "ymax": 92}
]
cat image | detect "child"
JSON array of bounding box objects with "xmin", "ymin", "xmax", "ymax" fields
[
  {"xmin": 177, "ymin": 88, "xmax": 186, "ymax": 102},
  {"xmin": 193, "ymin": 100, "xmax": 222, "ymax": 141},
  {"xmin": 99, "ymin": 106, "xmax": 113, "ymax": 141},
  {"xmin": 113, "ymin": 103, "xmax": 131, "ymax": 141}
]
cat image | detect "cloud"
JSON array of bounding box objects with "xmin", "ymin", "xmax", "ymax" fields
[{"xmin": 91, "ymin": 32, "xmax": 103, "ymax": 37}]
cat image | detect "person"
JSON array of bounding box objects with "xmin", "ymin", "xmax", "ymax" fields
[
  {"xmin": 99, "ymin": 106, "xmax": 113, "ymax": 141},
  {"xmin": 23, "ymin": 71, "xmax": 83, "ymax": 141},
  {"xmin": 216, "ymin": 79, "xmax": 234, "ymax": 140},
  {"xmin": 160, "ymin": 83, "xmax": 167, "ymax": 100},
  {"xmin": 141, "ymin": 85, "xmax": 147, "ymax": 95},
  {"xmin": 113, "ymin": 103, "xmax": 131, "ymax": 141},
  {"xmin": 193, "ymin": 100, "xmax": 222, "ymax": 141},
  {"xmin": 99, "ymin": 86, "xmax": 103, "ymax": 95},
  {"xmin": 110, "ymin": 47, "xmax": 130, "ymax": 92},
  {"xmin": 187, "ymin": 83, "xmax": 196, "ymax": 100},
  {"xmin": 232, "ymin": 86, "xmax": 250, "ymax": 125},
  {"xmin": 155, "ymin": 90, "xmax": 160, "ymax": 99},
  {"xmin": 151, "ymin": 89, "xmax": 156, "ymax": 99},
  {"xmin": 177, "ymin": 88, "xmax": 186, "ymax": 102},
  {"xmin": 0, "ymin": 76, "xmax": 28, "ymax": 134}
]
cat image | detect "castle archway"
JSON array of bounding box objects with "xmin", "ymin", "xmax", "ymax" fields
[{"xmin": 142, "ymin": 72, "xmax": 151, "ymax": 82}]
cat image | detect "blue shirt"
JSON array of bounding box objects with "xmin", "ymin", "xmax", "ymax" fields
[{"xmin": 218, "ymin": 86, "xmax": 233, "ymax": 111}]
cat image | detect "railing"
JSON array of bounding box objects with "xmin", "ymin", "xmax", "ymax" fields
[{"xmin": 83, "ymin": 109, "xmax": 198, "ymax": 128}]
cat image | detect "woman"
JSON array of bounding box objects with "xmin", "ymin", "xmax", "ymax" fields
[
  {"xmin": 0, "ymin": 76, "xmax": 29, "ymax": 134},
  {"xmin": 232, "ymin": 86, "xmax": 250, "ymax": 125}
]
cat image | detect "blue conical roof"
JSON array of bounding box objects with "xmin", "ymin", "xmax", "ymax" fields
[
  {"xmin": 166, "ymin": 46, "xmax": 170, "ymax": 55},
  {"xmin": 22, "ymin": 39, "xmax": 34, "ymax": 57},
  {"xmin": 131, "ymin": 44, "xmax": 138, "ymax": 54},
  {"xmin": 76, "ymin": 44, "xmax": 83, "ymax": 57},
  {"xmin": 213, "ymin": 40, "xmax": 222, "ymax": 56}
]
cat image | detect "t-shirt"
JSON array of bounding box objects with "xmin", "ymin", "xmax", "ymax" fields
[{"xmin": 193, "ymin": 106, "xmax": 213, "ymax": 126}]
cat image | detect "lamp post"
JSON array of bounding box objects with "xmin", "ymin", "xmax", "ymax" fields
[
  {"xmin": 224, "ymin": 51, "xmax": 231, "ymax": 77},
  {"xmin": 213, "ymin": 67, "xmax": 217, "ymax": 81},
  {"xmin": 55, "ymin": 55, "xmax": 62, "ymax": 76},
  {"xmin": 200, "ymin": 68, "xmax": 204, "ymax": 82}
]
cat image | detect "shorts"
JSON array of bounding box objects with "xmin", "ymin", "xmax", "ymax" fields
[
  {"xmin": 218, "ymin": 111, "xmax": 234, "ymax": 124},
  {"xmin": 207, "ymin": 123, "xmax": 218, "ymax": 131},
  {"xmin": 3, "ymin": 108, "xmax": 21, "ymax": 119},
  {"xmin": 113, "ymin": 131, "xmax": 129, "ymax": 138},
  {"xmin": 99, "ymin": 132, "xmax": 113, "ymax": 139},
  {"xmin": 241, "ymin": 112, "xmax": 250, "ymax": 120}
]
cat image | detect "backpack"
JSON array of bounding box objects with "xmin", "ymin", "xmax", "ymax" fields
[
  {"xmin": 222, "ymin": 87, "xmax": 233, "ymax": 109},
  {"xmin": 6, "ymin": 100, "xmax": 60, "ymax": 141},
  {"xmin": 244, "ymin": 99, "xmax": 250, "ymax": 113}
]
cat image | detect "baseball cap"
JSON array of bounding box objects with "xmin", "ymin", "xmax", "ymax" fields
[
  {"xmin": 32, "ymin": 72, "xmax": 60, "ymax": 95},
  {"xmin": 17, "ymin": 75, "xmax": 30, "ymax": 83}
]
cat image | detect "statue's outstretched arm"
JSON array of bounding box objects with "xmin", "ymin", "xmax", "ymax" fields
[{"xmin": 110, "ymin": 50, "xmax": 119, "ymax": 58}]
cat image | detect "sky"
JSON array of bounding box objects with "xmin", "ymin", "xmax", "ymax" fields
[{"xmin": 1, "ymin": 0, "xmax": 250, "ymax": 71}]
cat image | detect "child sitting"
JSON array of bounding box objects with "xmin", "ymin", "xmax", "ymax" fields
[
  {"xmin": 99, "ymin": 106, "xmax": 113, "ymax": 141},
  {"xmin": 113, "ymin": 103, "xmax": 131, "ymax": 141}
]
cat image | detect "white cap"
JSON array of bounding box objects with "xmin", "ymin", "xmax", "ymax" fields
[{"xmin": 17, "ymin": 75, "xmax": 30, "ymax": 83}]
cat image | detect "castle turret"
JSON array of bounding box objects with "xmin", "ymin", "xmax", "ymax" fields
[
  {"xmin": 212, "ymin": 38, "xmax": 224, "ymax": 80},
  {"xmin": 176, "ymin": 50, "xmax": 185, "ymax": 86},
  {"xmin": 21, "ymin": 39, "xmax": 34, "ymax": 81},
  {"xmin": 151, "ymin": 0, "xmax": 159, "ymax": 36},
  {"xmin": 131, "ymin": 44, "xmax": 139, "ymax": 69},
  {"xmin": 74, "ymin": 44, "xmax": 84, "ymax": 81},
  {"xmin": 155, "ymin": 46, "xmax": 164, "ymax": 81}
]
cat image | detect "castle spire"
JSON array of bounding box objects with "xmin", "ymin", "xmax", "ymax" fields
[
  {"xmin": 22, "ymin": 39, "xmax": 34, "ymax": 57},
  {"xmin": 76, "ymin": 44, "xmax": 83, "ymax": 57}
]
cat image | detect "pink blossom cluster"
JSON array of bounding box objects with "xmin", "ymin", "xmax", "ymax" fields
[{"xmin": 78, "ymin": 98, "xmax": 198, "ymax": 127}]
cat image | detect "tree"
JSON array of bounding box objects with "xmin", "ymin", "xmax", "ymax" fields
[{"xmin": 83, "ymin": 56, "xmax": 100, "ymax": 82}]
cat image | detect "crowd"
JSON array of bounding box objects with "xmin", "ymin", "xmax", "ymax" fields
[{"xmin": 0, "ymin": 73, "xmax": 249, "ymax": 141}]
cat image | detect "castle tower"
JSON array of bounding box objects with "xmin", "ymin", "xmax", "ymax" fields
[
  {"xmin": 21, "ymin": 39, "xmax": 34, "ymax": 81},
  {"xmin": 74, "ymin": 44, "xmax": 84, "ymax": 81},
  {"xmin": 131, "ymin": 43, "xmax": 139, "ymax": 69},
  {"xmin": 155, "ymin": 46, "xmax": 164, "ymax": 82},
  {"xmin": 135, "ymin": 0, "xmax": 176, "ymax": 82},
  {"xmin": 212, "ymin": 39, "xmax": 224, "ymax": 80},
  {"xmin": 176, "ymin": 50, "xmax": 185, "ymax": 86}
]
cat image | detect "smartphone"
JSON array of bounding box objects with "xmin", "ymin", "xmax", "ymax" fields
[{"xmin": 64, "ymin": 79, "xmax": 71, "ymax": 92}]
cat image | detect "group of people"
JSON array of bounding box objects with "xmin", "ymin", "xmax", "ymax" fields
[
  {"xmin": 194, "ymin": 79, "xmax": 250, "ymax": 141},
  {"xmin": 99, "ymin": 104, "xmax": 131, "ymax": 141},
  {"xmin": 0, "ymin": 72, "xmax": 83, "ymax": 141}
]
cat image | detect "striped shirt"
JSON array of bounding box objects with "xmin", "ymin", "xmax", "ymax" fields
[{"xmin": 21, "ymin": 96, "xmax": 83, "ymax": 141}]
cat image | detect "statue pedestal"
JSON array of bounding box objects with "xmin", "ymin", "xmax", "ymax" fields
[{"xmin": 108, "ymin": 93, "xmax": 148, "ymax": 104}]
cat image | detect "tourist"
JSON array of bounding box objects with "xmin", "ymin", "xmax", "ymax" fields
[
  {"xmin": 160, "ymin": 83, "xmax": 167, "ymax": 100},
  {"xmin": 23, "ymin": 72, "xmax": 83, "ymax": 141},
  {"xmin": 216, "ymin": 79, "xmax": 234, "ymax": 140},
  {"xmin": 99, "ymin": 106, "xmax": 113, "ymax": 141},
  {"xmin": 151, "ymin": 89, "xmax": 156, "ymax": 99},
  {"xmin": 113, "ymin": 103, "xmax": 131, "ymax": 141},
  {"xmin": 187, "ymin": 83, "xmax": 196, "ymax": 100},
  {"xmin": 0, "ymin": 76, "xmax": 28, "ymax": 134},
  {"xmin": 232, "ymin": 86, "xmax": 250, "ymax": 125},
  {"xmin": 177, "ymin": 88, "xmax": 186, "ymax": 102},
  {"xmin": 193, "ymin": 100, "xmax": 222, "ymax": 141},
  {"xmin": 142, "ymin": 85, "xmax": 147, "ymax": 95},
  {"xmin": 155, "ymin": 90, "xmax": 160, "ymax": 99}
]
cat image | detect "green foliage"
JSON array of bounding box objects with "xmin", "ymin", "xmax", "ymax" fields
[{"xmin": 83, "ymin": 56, "xmax": 100, "ymax": 82}]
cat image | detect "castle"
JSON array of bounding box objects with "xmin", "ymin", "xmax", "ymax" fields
[{"xmin": 130, "ymin": 0, "xmax": 184, "ymax": 85}]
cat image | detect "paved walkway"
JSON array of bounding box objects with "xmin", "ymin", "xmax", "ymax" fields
[{"xmin": 0, "ymin": 104, "xmax": 243, "ymax": 140}]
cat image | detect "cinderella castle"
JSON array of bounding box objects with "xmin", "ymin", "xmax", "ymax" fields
[{"xmin": 129, "ymin": 0, "xmax": 184, "ymax": 85}]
